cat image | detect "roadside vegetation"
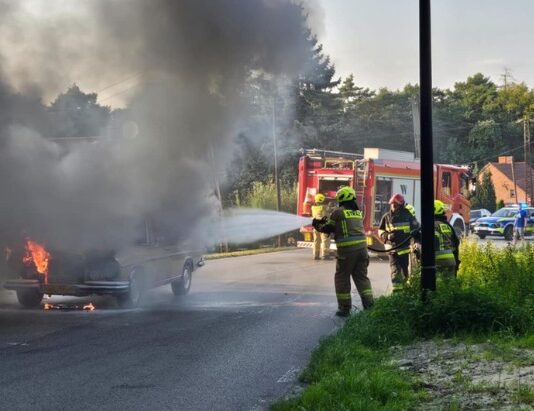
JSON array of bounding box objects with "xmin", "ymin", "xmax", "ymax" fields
[{"xmin": 272, "ymin": 241, "xmax": 534, "ymax": 410}]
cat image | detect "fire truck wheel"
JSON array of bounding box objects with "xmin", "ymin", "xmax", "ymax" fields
[
  {"xmin": 117, "ymin": 270, "xmax": 144, "ymax": 308},
  {"xmin": 16, "ymin": 289, "xmax": 43, "ymax": 308},
  {"xmin": 504, "ymin": 226, "xmax": 513, "ymax": 242},
  {"xmin": 171, "ymin": 263, "xmax": 193, "ymax": 296}
]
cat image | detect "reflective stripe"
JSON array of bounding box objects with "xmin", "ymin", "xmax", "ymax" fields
[
  {"xmin": 388, "ymin": 222, "xmax": 411, "ymax": 233},
  {"xmin": 342, "ymin": 220, "xmax": 348, "ymax": 237},
  {"xmin": 436, "ymin": 250, "xmax": 455, "ymax": 260},
  {"xmin": 360, "ymin": 288, "xmax": 373, "ymax": 296},
  {"xmin": 336, "ymin": 293, "xmax": 351, "ymax": 300},
  {"xmin": 336, "ymin": 237, "xmax": 367, "ymax": 248},
  {"xmin": 397, "ymin": 248, "xmax": 411, "ymax": 256},
  {"xmin": 343, "ymin": 209, "xmax": 363, "ymax": 219}
]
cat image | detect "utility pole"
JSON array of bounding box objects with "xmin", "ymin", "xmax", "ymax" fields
[
  {"xmin": 419, "ymin": 0, "xmax": 436, "ymax": 294},
  {"xmin": 524, "ymin": 115, "xmax": 533, "ymax": 205},
  {"xmin": 511, "ymin": 156, "xmax": 518, "ymax": 205},
  {"xmin": 411, "ymin": 96, "xmax": 421, "ymax": 158},
  {"xmin": 272, "ymin": 94, "xmax": 282, "ymax": 247}
]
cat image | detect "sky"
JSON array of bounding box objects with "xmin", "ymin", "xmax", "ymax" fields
[{"xmin": 317, "ymin": 0, "xmax": 534, "ymax": 90}]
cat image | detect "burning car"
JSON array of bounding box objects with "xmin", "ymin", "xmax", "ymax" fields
[{"xmin": 3, "ymin": 221, "xmax": 204, "ymax": 308}]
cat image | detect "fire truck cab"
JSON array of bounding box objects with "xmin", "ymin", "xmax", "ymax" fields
[{"xmin": 297, "ymin": 148, "xmax": 470, "ymax": 249}]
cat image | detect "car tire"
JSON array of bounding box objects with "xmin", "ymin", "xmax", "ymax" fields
[
  {"xmin": 476, "ymin": 233, "xmax": 486, "ymax": 239},
  {"xmin": 504, "ymin": 226, "xmax": 513, "ymax": 242},
  {"xmin": 116, "ymin": 270, "xmax": 144, "ymax": 308},
  {"xmin": 171, "ymin": 263, "xmax": 193, "ymax": 296},
  {"xmin": 16, "ymin": 289, "xmax": 43, "ymax": 308}
]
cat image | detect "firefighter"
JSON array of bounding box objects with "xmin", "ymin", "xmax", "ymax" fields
[
  {"xmin": 379, "ymin": 193, "xmax": 420, "ymax": 292},
  {"xmin": 311, "ymin": 193, "xmax": 331, "ymax": 260},
  {"xmin": 313, "ymin": 186, "xmax": 374, "ymax": 316},
  {"xmin": 434, "ymin": 200, "xmax": 460, "ymax": 276}
]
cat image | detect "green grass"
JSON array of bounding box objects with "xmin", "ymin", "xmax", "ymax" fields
[
  {"xmin": 272, "ymin": 241, "xmax": 534, "ymax": 410},
  {"xmin": 206, "ymin": 246, "xmax": 294, "ymax": 260}
]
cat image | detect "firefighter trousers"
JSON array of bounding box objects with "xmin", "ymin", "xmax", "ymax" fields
[
  {"xmin": 389, "ymin": 251, "xmax": 410, "ymax": 292},
  {"xmin": 335, "ymin": 248, "xmax": 374, "ymax": 312},
  {"xmin": 313, "ymin": 229, "xmax": 330, "ymax": 259}
]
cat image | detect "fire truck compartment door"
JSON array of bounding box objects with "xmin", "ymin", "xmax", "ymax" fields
[{"xmin": 392, "ymin": 178, "xmax": 420, "ymax": 220}]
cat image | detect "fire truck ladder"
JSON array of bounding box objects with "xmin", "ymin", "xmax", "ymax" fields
[{"xmin": 354, "ymin": 159, "xmax": 369, "ymax": 208}]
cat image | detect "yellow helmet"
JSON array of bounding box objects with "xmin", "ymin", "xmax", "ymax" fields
[
  {"xmin": 405, "ymin": 203, "xmax": 416, "ymax": 217},
  {"xmin": 336, "ymin": 186, "xmax": 356, "ymax": 202},
  {"xmin": 434, "ymin": 200, "xmax": 446, "ymax": 216},
  {"xmin": 314, "ymin": 193, "xmax": 325, "ymax": 203}
]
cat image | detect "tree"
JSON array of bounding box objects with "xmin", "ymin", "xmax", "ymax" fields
[
  {"xmin": 470, "ymin": 171, "xmax": 497, "ymax": 212},
  {"xmin": 48, "ymin": 84, "xmax": 111, "ymax": 138}
]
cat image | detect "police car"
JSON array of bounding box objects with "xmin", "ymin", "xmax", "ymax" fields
[{"xmin": 472, "ymin": 206, "xmax": 534, "ymax": 240}]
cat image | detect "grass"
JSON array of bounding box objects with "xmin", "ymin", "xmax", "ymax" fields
[
  {"xmin": 272, "ymin": 240, "xmax": 534, "ymax": 410},
  {"xmin": 206, "ymin": 246, "xmax": 294, "ymax": 260}
]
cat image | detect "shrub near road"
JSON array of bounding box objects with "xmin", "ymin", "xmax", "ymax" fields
[{"xmin": 272, "ymin": 241, "xmax": 534, "ymax": 410}]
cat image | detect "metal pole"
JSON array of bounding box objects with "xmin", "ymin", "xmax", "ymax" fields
[
  {"xmin": 272, "ymin": 95, "xmax": 282, "ymax": 247},
  {"xmin": 419, "ymin": 0, "xmax": 436, "ymax": 293}
]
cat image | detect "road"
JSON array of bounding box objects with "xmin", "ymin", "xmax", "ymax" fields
[{"xmin": 0, "ymin": 249, "xmax": 390, "ymax": 411}]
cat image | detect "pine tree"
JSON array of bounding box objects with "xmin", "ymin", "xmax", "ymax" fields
[{"xmin": 470, "ymin": 171, "xmax": 497, "ymax": 212}]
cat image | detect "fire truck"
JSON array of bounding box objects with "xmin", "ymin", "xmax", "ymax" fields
[{"xmin": 297, "ymin": 148, "xmax": 471, "ymax": 249}]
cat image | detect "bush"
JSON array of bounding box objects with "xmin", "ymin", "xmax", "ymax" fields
[{"xmin": 242, "ymin": 181, "xmax": 297, "ymax": 214}]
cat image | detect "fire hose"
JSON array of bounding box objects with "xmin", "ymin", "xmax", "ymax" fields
[{"xmin": 367, "ymin": 230, "xmax": 421, "ymax": 253}]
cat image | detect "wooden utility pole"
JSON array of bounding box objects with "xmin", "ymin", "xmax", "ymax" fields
[{"xmin": 524, "ymin": 115, "xmax": 533, "ymax": 205}]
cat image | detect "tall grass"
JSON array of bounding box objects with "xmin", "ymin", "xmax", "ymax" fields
[{"xmin": 242, "ymin": 181, "xmax": 297, "ymax": 214}]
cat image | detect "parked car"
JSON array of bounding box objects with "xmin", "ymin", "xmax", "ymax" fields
[
  {"xmin": 469, "ymin": 208, "xmax": 491, "ymax": 230},
  {"xmin": 4, "ymin": 219, "xmax": 204, "ymax": 308},
  {"xmin": 472, "ymin": 206, "xmax": 534, "ymax": 241}
]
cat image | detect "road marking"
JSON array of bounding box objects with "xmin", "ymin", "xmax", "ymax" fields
[{"xmin": 277, "ymin": 367, "xmax": 300, "ymax": 383}]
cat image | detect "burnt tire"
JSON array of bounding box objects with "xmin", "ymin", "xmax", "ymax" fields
[
  {"xmin": 504, "ymin": 226, "xmax": 514, "ymax": 242},
  {"xmin": 476, "ymin": 233, "xmax": 487, "ymax": 239},
  {"xmin": 16, "ymin": 289, "xmax": 43, "ymax": 308},
  {"xmin": 453, "ymin": 221, "xmax": 466, "ymax": 238},
  {"xmin": 172, "ymin": 263, "xmax": 193, "ymax": 296},
  {"xmin": 116, "ymin": 270, "xmax": 144, "ymax": 308}
]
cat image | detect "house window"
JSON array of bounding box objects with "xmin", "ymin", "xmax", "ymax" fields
[{"xmin": 510, "ymin": 189, "xmax": 516, "ymax": 198}]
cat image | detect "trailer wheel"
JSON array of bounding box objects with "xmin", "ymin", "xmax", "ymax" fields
[
  {"xmin": 172, "ymin": 262, "xmax": 193, "ymax": 296},
  {"xmin": 16, "ymin": 289, "xmax": 43, "ymax": 308},
  {"xmin": 476, "ymin": 233, "xmax": 486, "ymax": 240}
]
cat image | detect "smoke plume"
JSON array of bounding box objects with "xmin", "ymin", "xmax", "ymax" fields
[{"xmin": 0, "ymin": 0, "xmax": 313, "ymax": 253}]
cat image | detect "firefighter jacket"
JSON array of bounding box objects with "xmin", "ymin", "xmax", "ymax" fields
[
  {"xmin": 313, "ymin": 202, "xmax": 367, "ymax": 254},
  {"xmin": 378, "ymin": 206, "xmax": 420, "ymax": 256},
  {"xmin": 434, "ymin": 216, "xmax": 460, "ymax": 267},
  {"xmin": 311, "ymin": 203, "xmax": 327, "ymax": 220}
]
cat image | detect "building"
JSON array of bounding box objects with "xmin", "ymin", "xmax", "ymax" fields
[{"xmin": 479, "ymin": 156, "xmax": 534, "ymax": 205}]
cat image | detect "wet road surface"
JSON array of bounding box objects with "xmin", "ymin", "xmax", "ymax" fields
[{"xmin": 1, "ymin": 249, "xmax": 390, "ymax": 411}]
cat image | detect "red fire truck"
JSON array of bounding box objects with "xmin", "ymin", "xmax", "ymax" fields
[{"xmin": 297, "ymin": 148, "xmax": 471, "ymax": 249}]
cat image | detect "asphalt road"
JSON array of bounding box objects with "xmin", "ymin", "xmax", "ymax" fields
[{"xmin": 0, "ymin": 249, "xmax": 390, "ymax": 411}]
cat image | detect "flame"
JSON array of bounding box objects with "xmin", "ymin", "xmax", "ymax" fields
[
  {"xmin": 83, "ymin": 303, "xmax": 95, "ymax": 311},
  {"xmin": 43, "ymin": 303, "xmax": 53, "ymax": 310},
  {"xmin": 23, "ymin": 238, "xmax": 50, "ymax": 284}
]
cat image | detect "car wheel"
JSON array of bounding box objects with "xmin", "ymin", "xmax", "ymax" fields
[
  {"xmin": 116, "ymin": 270, "xmax": 144, "ymax": 308},
  {"xmin": 504, "ymin": 226, "xmax": 513, "ymax": 241},
  {"xmin": 16, "ymin": 289, "xmax": 44, "ymax": 308},
  {"xmin": 172, "ymin": 263, "xmax": 193, "ymax": 296},
  {"xmin": 476, "ymin": 233, "xmax": 486, "ymax": 239}
]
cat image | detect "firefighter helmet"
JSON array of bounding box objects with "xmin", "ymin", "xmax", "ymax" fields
[
  {"xmin": 388, "ymin": 193, "xmax": 405, "ymax": 205},
  {"xmin": 314, "ymin": 193, "xmax": 326, "ymax": 203},
  {"xmin": 434, "ymin": 200, "xmax": 446, "ymax": 216},
  {"xmin": 336, "ymin": 186, "xmax": 356, "ymax": 202}
]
